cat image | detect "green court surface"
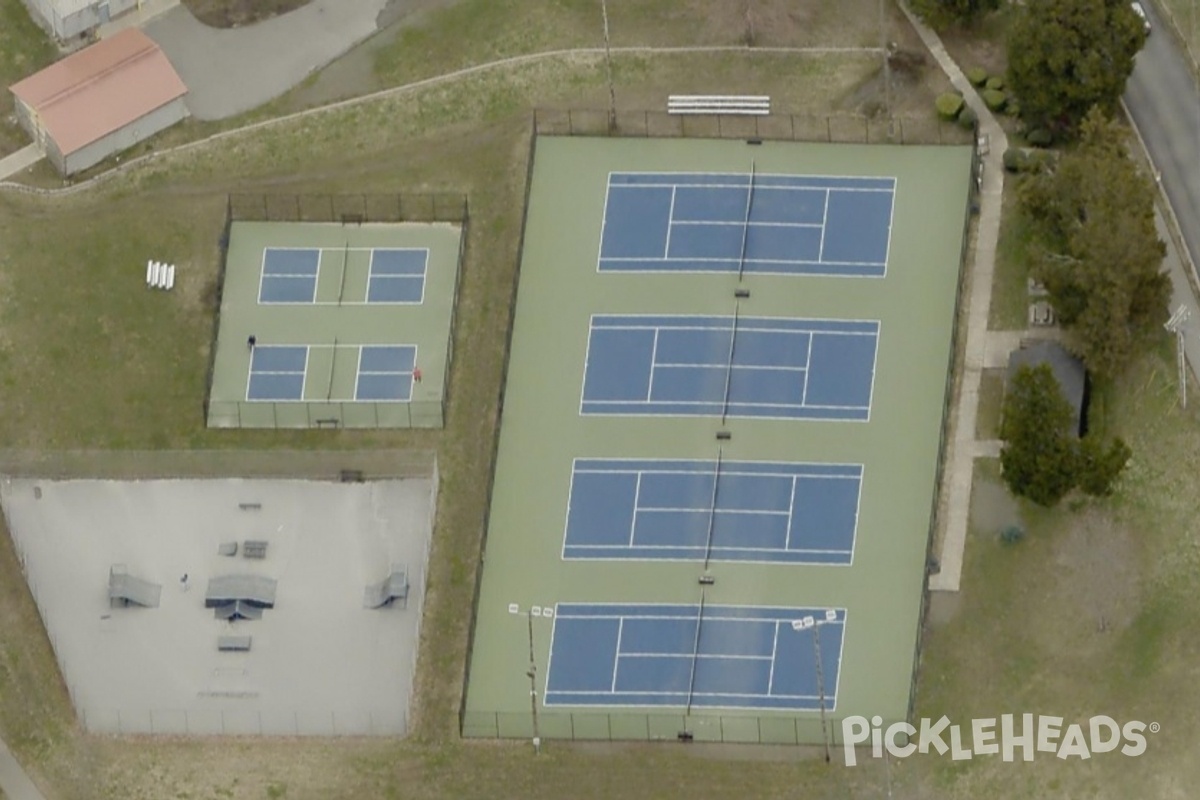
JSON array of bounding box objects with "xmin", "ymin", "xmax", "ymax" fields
[
  {"xmin": 207, "ymin": 221, "xmax": 462, "ymax": 429},
  {"xmin": 463, "ymin": 136, "xmax": 975, "ymax": 743}
]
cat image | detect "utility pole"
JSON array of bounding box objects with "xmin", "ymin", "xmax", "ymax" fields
[
  {"xmin": 601, "ymin": 0, "xmax": 617, "ymax": 132},
  {"xmin": 792, "ymin": 610, "xmax": 838, "ymax": 764},
  {"xmin": 526, "ymin": 609, "xmax": 542, "ymax": 754}
]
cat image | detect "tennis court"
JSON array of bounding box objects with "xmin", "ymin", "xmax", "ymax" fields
[
  {"xmin": 544, "ymin": 604, "xmax": 845, "ymax": 711},
  {"xmin": 463, "ymin": 136, "xmax": 976, "ymax": 743},
  {"xmin": 581, "ymin": 315, "xmax": 879, "ymax": 420},
  {"xmin": 598, "ymin": 172, "xmax": 894, "ymax": 276},
  {"xmin": 207, "ymin": 220, "xmax": 462, "ymax": 429},
  {"xmin": 563, "ymin": 459, "xmax": 860, "ymax": 563}
]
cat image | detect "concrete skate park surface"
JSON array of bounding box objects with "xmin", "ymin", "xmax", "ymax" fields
[{"xmin": 1, "ymin": 478, "xmax": 432, "ymax": 736}]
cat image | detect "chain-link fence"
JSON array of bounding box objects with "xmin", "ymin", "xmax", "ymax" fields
[
  {"xmin": 462, "ymin": 709, "xmax": 884, "ymax": 747},
  {"xmin": 206, "ymin": 399, "xmax": 446, "ymax": 430},
  {"xmin": 533, "ymin": 108, "xmax": 976, "ymax": 146},
  {"xmin": 0, "ymin": 449, "xmax": 436, "ymax": 480},
  {"xmin": 227, "ymin": 192, "xmax": 469, "ymax": 225}
]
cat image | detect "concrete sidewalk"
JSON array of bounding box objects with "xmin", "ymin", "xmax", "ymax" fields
[
  {"xmin": 895, "ymin": 2, "xmax": 1009, "ymax": 594},
  {"xmin": 0, "ymin": 144, "xmax": 44, "ymax": 182},
  {"xmin": 0, "ymin": 737, "xmax": 46, "ymax": 800}
]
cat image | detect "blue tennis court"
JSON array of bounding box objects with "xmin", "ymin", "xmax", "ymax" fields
[
  {"xmin": 259, "ymin": 248, "xmax": 319, "ymax": 303},
  {"xmin": 581, "ymin": 315, "xmax": 878, "ymax": 420},
  {"xmin": 544, "ymin": 604, "xmax": 845, "ymax": 711},
  {"xmin": 368, "ymin": 249, "xmax": 428, "ymax": 303},
  {"xmin": 563, "ymin": 459, "xmax": 861, "ymax": 563},
  {"xmin": 354, "ymin": 345, "xmax": 417, "ymax": 401},
  {"xmin": 598, "ymin": 172, "xmax": 894, "ymax": 277}
]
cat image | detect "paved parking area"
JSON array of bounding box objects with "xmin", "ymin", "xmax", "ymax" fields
[{"xmin": 146, "ymin": 0, "xmax": 393, "ymax": 119}]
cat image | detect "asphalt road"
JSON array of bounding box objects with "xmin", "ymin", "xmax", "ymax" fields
[{"xmin": 1125, "ymin": 1, "xmax": 1200, "ymax": 280}]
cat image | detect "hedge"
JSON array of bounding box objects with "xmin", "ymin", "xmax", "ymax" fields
[
  {"xmin": 981, "ymin": 88, "xmax": 1007, "ymax": 111},
  {"xmin": 936, "ymin": 92, "xmax": 966, "ymax": 119}
]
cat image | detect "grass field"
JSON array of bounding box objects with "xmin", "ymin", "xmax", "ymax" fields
[
  {"xmin": 0, "ymin": 1, "xmax": 1196, "ymax": 798},
  {"xmin": 989, "ymin": 185, "xmax": 1033, "ymax": 331},
  {"xmin": 0, "ymin": 0, "xmax": 56, "ymax": 156}
]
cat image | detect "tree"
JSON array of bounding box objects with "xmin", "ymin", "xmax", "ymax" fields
[
  {"xmin": 911, "ymin": 0, "xmax": 1001, "ymax": 29},
  {"xmin": 1000, "ymin": 364, "xmax": 1133, "ymax": 506},
  {"xmin": 1007, "ymin": 0, "xmax": 1146, "ymax": 137},
  {"xmin": 1019, "ymin": 109, "xmax": 1169, "ymax": 379},
  {"xmin": 1076, "ymin": 435, "xmax": 1132, "ymax": 496},
  {"xmin": 1000, "ymin": 364, "xmax": 1080, "ymax": 506}
]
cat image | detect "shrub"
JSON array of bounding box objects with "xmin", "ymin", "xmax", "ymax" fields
[
  {"xmin": 967, "ymin": 66, "xmax": 989, "ymax": 86},
  {"xmin": 1003, "ymin": 147, "xmax": 1057, "ymax": 174},
  {"xmin": 958, "ymin": 104, "xmax": 979, "ymax": 129},
  {"xmin": 1005, "ymin": 99, "xmax": 1021, "ymax": 117},
  {"xmin": 982, "ymin": 88, "xmax": 1007, "ymax": 111},
  {"xmin": 1000, "ymin": 525, "xmax": 1025, "ymax": 544},
  {"xmin": 936, "ymin": 92, "xmax": 966, "ymax": 119},
  {"xmin": 1026, "ymin": 127, "xmax": 1054, "ymax": 146},
  {"xmin": 986, "ymin": 75, "xmax": 1006, "ymax": 91},
  {"xmin": 1003, "ymin": 147, "xmax": 1025, "ymax": 172}
]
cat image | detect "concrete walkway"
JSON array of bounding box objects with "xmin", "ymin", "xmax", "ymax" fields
[
  {"xmin": 144, "ymin": 0, "xmax": 393, "ymax": 120},
  {"xmin": 0, "ymin": 144, "xmax": 44, "ymax": 182},
  {"xmin": 895, "ymin": 2, "xmax": 1009, "ymax": 593},
  {"xmin": 0, "ymin": 736, "xmax": 46, "ymax": 800}
]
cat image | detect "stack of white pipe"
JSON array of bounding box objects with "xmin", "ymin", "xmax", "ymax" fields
[{"xmin": 145, "ymin": 260, "xmax": 176, "ymax": 290}]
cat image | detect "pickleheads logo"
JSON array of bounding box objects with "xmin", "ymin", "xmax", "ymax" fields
[{"xmin": 841, "ymin": 715, "xmax": 1158, "ymax": 766}]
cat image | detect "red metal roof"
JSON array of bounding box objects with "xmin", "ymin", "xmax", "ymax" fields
[{"xmin": 9, "ymin": 29, "xmax": 187, "ymax": 156}]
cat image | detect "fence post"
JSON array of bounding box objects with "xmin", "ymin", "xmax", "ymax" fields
[{"xmin": 826, "ymin": 116, "xmax": 832, "ymax": 142}]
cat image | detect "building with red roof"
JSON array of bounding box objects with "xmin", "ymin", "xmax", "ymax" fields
[{"xmin": 9, "ymin": 28, "xmax": 188, "ymax": 176}]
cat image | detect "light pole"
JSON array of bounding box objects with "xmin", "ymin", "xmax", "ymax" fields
[
  {"xmin": 510, "ymin": 603, "xmax": 550, "ymax": 754},
  {"xmin": 792, "ymin": 609, "xmax": 838, "ymax": 763}
]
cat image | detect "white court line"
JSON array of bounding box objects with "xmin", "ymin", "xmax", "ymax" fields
[
  {"xmin": 574, "ymin": 459, "xmax": 864, "ymax": 475},
  {"xmin": 801, "ymin": 334, "xmax": 814, "ymax": 406},
  {"xmin": 566, "ymin": 543, "xmax": 851, "ymax": 554},
  {"xmin": 663, "ymin": 186, "xmax": 676, "ymax": 258},
  {"xmin": 654, "ymin": 362, "xmax": 808, "ymax": 373},
  {"xmin": 595, "ymin": 323, "xmax": 879, "ymax": 337},
  {"xmin": 767, "ymin": 621, "xmax": 781, "ymax": 695},
  {"xmin": 299, "ymin": 345, "xmax": 311, "ymax": 402},
  {"xmin": 669, "ymin": 220, "xmax": 822, "ymax": 228},
  {"xmin": 636, "ymin": 506, "xmax": 789, "ymax": 517},
  {"xmin": 599, "ymin": 255, "xmax": 880, "ymax": 264},
  {"xmin": 784, "ymin": 476, "xmax": 798, "ymax": 551},
  {"xmin": 584, "ymin": 398, "xmax": 863, "ymax": 411},
  {"xmin": 817, "ymin": 188, "xmax": 830, "ymax": 263},
  {"xmin": 594, "ymin": 174, "xmax": 614, "ymax": 275},
  {"xmin": 619, "ymin": 653, "xmax": 772, "ymax": 662},
  {"xmin": 611, "ymin": 618, "xmax": 624, "ymax": 692},
  {"xmin": 628, "ymin": 473, "xmax": 642, "ymax": 546},
  {"xmin": 646, "ymin": 329, "xmax": 659, "ymax": 400}
]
